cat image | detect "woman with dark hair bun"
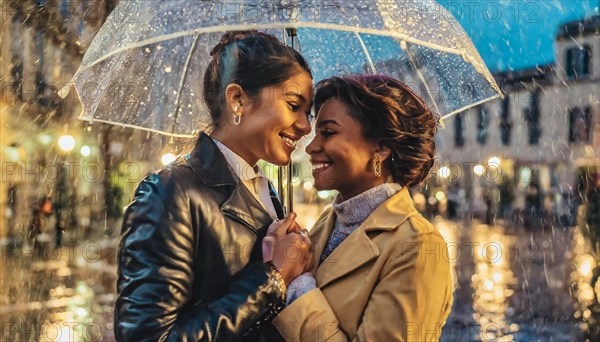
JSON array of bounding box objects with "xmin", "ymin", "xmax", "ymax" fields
[
  {"xmin": 115, "ymin": 31, "xmax": 314, "ymax": 341},
  {"xmin": 273, "ymin": 75, "xmax": 453, "ymax": 341}
]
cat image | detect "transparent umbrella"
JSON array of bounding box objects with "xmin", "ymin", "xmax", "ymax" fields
[{"xmin": 61, "ymin": 0, "xmax": 503, "ymax": 211}]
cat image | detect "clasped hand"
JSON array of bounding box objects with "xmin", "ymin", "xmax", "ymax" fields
[{"xmin": 262, "ymin": 212, "xmax": 313, "ymax": 285}]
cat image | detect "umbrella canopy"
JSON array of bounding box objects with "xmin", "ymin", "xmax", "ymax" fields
[{"xmin": 63, "ymin": 0, "xmax": 502, "ymax": 138}]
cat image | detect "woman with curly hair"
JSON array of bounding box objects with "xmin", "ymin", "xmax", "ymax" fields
[{"xmin": 273, "ymin": 75, "xmax": 453, "ymax": 341}]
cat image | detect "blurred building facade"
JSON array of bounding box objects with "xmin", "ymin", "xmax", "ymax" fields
[
  {"xmin": 434, "ymin": 15, "xmax": 600, "ymax": 223},
  {"xmin": 0, "ymin": 0, "xmax": 164, "ymax": 240}
]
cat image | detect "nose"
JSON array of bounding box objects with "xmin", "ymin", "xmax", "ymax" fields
[
  {"xmin": 305, "ymin": 136, "xmax": 319, "ymax": 155},
  {"xmin": 295, "ymin": 113, "xmax": 311, "ymax": 137}
]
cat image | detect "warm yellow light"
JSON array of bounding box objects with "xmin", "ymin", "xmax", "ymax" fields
[
  {"xmin": 579, "ymin": 283, "xmax": 596, "ymax": 302},
  {"xmin": 58, "ymin": 135, "xmax": 76, "ymax": 152},
  {"xmin": 483, "ymin": 279, "xmax": 495, "ymax": 291},
  {"xmin": 473, "ymin": 164, "xmax": 485, "ymax": 176},
  {"xmin": 303, "ymin": 181, "xmax": 313, "ymax": 191},
  {"xmin": 38, "ymin": 134, "xmax": 52, "ymax": 145},
  {"xmin": 438, "ymin": 166, "xmax": 451, "ymax": 179},
  {"xmin": 435, "ymin": 191, "xmax": 446, "ymax": 201},
  {"xmin": 579, "ymin": 257, "xmax": 595, "ymax": 278},
  {"xmin": 80, "ymin": 146, "xmax": 91, "ymax": 157},
  {"xmin": 487, "ymin": 157, "xmax": 501, "ymax": 167},
  {"xmin": 492, "ymin": 271, "xmax": 503, "ymax": 283},
  {"xmin": 161, "ymin": 153, "xmax": 177, "ymax": 166}
]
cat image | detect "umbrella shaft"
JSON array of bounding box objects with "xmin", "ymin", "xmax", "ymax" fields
[{"xmin": 287, "ymin": 163, "xmax": 293, "ymax": 213}]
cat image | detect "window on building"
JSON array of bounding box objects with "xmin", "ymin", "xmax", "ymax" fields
[
  {"xmin": 454, "ymin": 113, "xmax": 464, "ymax": 147},
  {"xmin": 569, "ymin": 106, "xmax": 592, "ymax": 144},
  {"xmin": 566, "ymin": 45, "xmax": 592, "ymax": 80},
  {"xmin": 476, "ymin": 107, "xmax": 488, "ymax": 145},
  {"xmin": 500, "ymin": 96, "xmax": 512, "ymax": 146},
  {"xmin": 524, "ymin": 90, "xmax": 541, "ymax": 145}
]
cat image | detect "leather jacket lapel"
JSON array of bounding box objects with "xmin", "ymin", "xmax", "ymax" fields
[
  {"xmin": 187, "ymin": 133, "xmax": 273, "ymax": 233},
  {"xmin": 222, "ymin": 183, "xmax": 273, "ymax": 233}
]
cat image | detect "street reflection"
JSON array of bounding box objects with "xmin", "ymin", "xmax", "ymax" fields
[
  {"xmin": 470, "ymin": 224, "xmax": 517, "ymax": 341},
  {"xmin": 441, "ymin": 219, "xmax": 584, "ymax": 341},
  {"xmin": 570, "ymin": 227, "xmax": 600, "ymax": 340},
  {"xmin": 2, "ymin": 213, "xmax": 597, "ymax": 341},
  {"xmin": 1, "ymin": 237, "xmax": 116, "ymax": 341}
]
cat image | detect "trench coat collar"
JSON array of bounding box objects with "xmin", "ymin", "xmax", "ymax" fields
[
  {"xmin": 186, "ymin": 132, "xmax": 280, "ymax": 231},
  {"xmin": 311, "ymin": 187, "xmax": 418, "ymax": 287}
]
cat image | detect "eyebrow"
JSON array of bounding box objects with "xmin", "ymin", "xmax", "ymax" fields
[
  {"xmin": 285, "ymin": 93, "xmax": 307, "ymax": 103},
  {"xmin": 317, "ymin": 119, "xmax": 340, "ymax": 127}
]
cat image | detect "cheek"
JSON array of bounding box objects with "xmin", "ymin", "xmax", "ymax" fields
[{"xmin": 331, "ymin": 143, "xmax": 368, "ymax": 166}]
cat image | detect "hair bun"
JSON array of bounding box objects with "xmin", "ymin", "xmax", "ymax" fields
[{"xmin": 210, "ymin": 30, "xmax": 260, "ymax": 56}]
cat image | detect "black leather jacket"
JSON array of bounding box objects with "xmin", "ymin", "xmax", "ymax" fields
[{"xmin": 115, "ymin": 133, "xmax": 286, "ymax": 341}]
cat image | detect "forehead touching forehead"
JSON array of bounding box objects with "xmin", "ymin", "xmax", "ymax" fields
[
  {"xmin": 316, "ymin": 99, "xmax": 353, "ymax": 126},
  {"xmin": 280, "ymin": 71, "xmax": 313, "ymax": 102}
]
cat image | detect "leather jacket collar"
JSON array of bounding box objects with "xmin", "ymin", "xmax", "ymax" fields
[
  {"xmin": 187, "ymin": 132, "xmax": 238, "ymax": 186},
  {"xmin": 186, "ymin": 133, "xmax": 284, "ymax": 230}
]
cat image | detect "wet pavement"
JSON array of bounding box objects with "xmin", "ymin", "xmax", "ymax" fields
[
  {"xmin": 438, "ymin": 218, "xmax": 590, "ymax": 341},
  {"xmin": 1, "ymin": 215, "xmax": 597, "ymax": 341},
  {"xmin": 1, "ymin": 233, "xmax": 118, "ymax": 341}
]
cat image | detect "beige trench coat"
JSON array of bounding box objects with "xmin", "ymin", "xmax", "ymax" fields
[{"xmin": 273, "ymin": 187, "xmax": 453, "ymax": 341}]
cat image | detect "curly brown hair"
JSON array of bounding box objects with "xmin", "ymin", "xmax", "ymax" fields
[{"xmin": 314, "ymin": 75, "xmax": 438, "ymax": 187}]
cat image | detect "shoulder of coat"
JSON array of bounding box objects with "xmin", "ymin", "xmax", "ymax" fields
[{"xmin": 374, "ymin": 212, "xmax": 446, "ymax": 246}]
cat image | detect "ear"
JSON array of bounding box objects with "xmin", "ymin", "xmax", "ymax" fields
[
  {"xmin": 225, "ymin": 83, "xmax": 245, "ymax": 113},
  {"xmin": 375, "ymin": 143, "xmax": 392, "ymax": 162}
]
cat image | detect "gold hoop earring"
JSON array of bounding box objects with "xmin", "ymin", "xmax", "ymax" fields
[
  {"xmin": 232, "ymin": 104, "xmax": 242, "ymax": 125},
  {"xmin": 233, "ymin": 113, "xmax": 241, "ymax": 125},
  {"xmin": 373, "ymin": 154, "xmax": 382, "ymax": 177}
]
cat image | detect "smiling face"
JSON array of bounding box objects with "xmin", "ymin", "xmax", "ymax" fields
[
  {"xmin": 306, "ymin": 99, "xmax": 384, "ymax": 200},
  {"xmin": 217, "ymin": 71, "xmax": 313, "ymax": 166}
]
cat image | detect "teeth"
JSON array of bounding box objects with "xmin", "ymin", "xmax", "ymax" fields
[
  {"xmin": 281, "ymin": 136, "xmax": 297, "ymax": 147},
  {"xmin": 311, "ymin": 163, "xmax": 331, "ymax": 171}
]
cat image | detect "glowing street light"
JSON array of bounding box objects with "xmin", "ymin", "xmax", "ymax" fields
[
  {"xmin": 435, "ymin": 191, "xmax": 446, "ymax": 201},
  {"xmin": 487, "ymin": 156, "xmax": 501, "ymax": 167},
  {"xmin": 438, "ymin": 166, "xmax": 451, "ymax": 179},
  {"xmin": 473, "ymin": 164, "xmax": 485, "ymax": 176},
  {"xmin": 303, "ymin": 181, "xmax": 313, "ymax": 191},
  {"xmin": 161, "ymin": 153, "xmax": 177, "ymax": 166},
  {"xmin": 58, "ymin": 135, "xmax": 76, "ymax": 152},
  {"xmin": 80, "ymin": 145, "xmax": 91, "ymax": 157},
  {"xmin": 38, "ymin": 134, "xmax": 52, "ymax": 145}
]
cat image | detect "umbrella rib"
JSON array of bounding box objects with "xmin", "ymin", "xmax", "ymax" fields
[
  {"xmin": 440, "ymin": 94, "xmax": 503, "ymax": 121},
  {"xmin": 75, "ymin": 22, "xmax": 468, "ymax": 76},
  {"xmin": 77, "ymin": 115, "xmax": 196, "ymax": 138},
  {"xmin": 354, "ymin": 32, "xmax": 377, "ymax": 74},
  {"xmin": 170, "ymin": 33, "xmax": 201, "ymax": 135}
]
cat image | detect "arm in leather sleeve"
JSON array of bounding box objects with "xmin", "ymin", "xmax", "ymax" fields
[
  {"xmin": 115, "ymin": 173, "xmax": 286, "ymax": 341},
  {"xmin": 272, "ymin": 231, "xmax": 452, "ymax": 342}
]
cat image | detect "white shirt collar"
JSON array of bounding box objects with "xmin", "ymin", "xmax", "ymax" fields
[{"xmin": 211, "ymin": 137, "xmax": 265, "ymax": 181}]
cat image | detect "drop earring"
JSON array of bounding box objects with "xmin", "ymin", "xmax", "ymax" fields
[
  {"xmin": 232, "ymin": 105, "xmax": 241, "ymax": 126},
  {"xmin": 373, "ymin": 154, "xmax": 382, "ymax": 177}
]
